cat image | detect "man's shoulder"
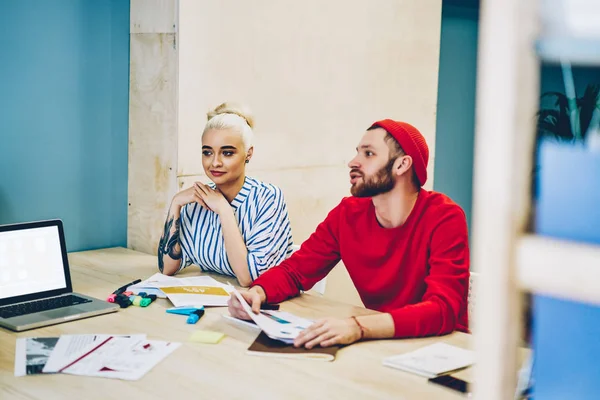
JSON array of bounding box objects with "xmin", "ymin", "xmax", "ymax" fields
[
  {"xmin": 422, "ymin": 190, "xmax": 466, "ymax": 217},
  {"xmin": 421, "ymin": 191, "xmax": 468, "ymax": 233}
]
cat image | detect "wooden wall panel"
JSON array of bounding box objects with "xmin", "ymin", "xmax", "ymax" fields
[{"xmin": 128, "ymin": 31, "xmax": 178, "ymax": 254}]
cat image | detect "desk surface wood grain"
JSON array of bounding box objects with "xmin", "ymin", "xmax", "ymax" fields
[{"xmin": 0, "ymin": 247, "xmax": 472, "ymax": 400}]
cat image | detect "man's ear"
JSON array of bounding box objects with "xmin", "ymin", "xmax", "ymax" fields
[{"xmin": 394, "ymin": 155, "xmax": 413, "ymax": 177}]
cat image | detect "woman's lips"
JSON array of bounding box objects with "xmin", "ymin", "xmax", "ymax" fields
[{"xmin": 210, "ymin": 170, "xmax": 226, "ymax": 177}]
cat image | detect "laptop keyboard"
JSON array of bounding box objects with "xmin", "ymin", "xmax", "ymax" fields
[{"xmin": 0, "ymin": 295, "xmax": 92, "ymax": 319}]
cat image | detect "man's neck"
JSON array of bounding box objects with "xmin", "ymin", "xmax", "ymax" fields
[
  {"xmin": 217, "ymin": 175, "xmax": 246, "ymax": 203},
  {"xmin": 372, "ymin": 185, "xmax": 420, "ymax": 229}
]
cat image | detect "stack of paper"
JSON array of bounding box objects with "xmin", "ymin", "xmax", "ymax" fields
[
  {"xmin": 128, "ymin": 273, "xmax": 233, "ymax": 306},
  {"xmin": 232, "ymin": 290, "xmax": 312, "ymax": 344},
  {"xmin": 382, "ymin": 343, "xmax": 475, "ymax": 378},
  {"xmin": 15, "ymin": 334, "xmax": 180, "ymax": 380}
]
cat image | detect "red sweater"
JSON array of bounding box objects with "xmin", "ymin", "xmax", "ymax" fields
[{"xmin": 252, "ymin": 190, "xmax": 470, "ymax": 338}]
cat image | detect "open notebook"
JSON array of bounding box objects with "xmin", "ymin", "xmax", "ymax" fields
[
  {"xmin": 247, "ymin": 332, "xmax": 339, "ymax": 362},
  {"xmin": 383, "ymin": 343, "xmax": 475, "ymax": 378}
]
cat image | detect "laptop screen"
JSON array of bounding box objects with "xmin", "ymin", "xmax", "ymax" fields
[{"xmin": 0, "ymin": 225, "xmax": 67, "ymax": 300}]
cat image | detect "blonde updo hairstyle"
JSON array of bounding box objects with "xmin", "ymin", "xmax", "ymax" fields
[{"xmin": 203, "ymin": 102, "xmax": 254, "ymax": 152}]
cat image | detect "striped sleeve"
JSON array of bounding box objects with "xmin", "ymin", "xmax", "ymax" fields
[
  {"xmin": 177, "ymin": 204, "xmax": 195, "ymax": 272},
  {"xmin": 245, "ymin": 186, "xmax": 292, "ymax": 281}
]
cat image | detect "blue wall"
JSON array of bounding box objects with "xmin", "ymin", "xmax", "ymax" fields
[
  {"xmin": 0, "ymin": 0, "xmax": 130, "ymax": 251},
  {"xmin": 434, "ymin": 4, "xmax": 479, "ymax": 231}
]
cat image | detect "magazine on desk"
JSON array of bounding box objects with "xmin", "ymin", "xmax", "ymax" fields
[{"xmin": 14, "ymin": 337, "xmax": 60, "ymax": 376}]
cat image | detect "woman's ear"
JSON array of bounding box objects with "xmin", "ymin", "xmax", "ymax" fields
[{"xmin": 245, "ymin": 146, "xmax": 254, "ymax": 164}]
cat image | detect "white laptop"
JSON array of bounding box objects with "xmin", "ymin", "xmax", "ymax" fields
[{"xmin": 0, "ymin": 220, "xmax": 118, "ymax": 332}]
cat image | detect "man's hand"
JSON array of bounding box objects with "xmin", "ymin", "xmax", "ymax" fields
[
  {"xmin": 195, "ymin": 183, "xmax": 230, "ymax": 215},
  {"xmin": 228, "ymin": 286, "xmax": 265, "ymax": 320},
  {"xmin": 294, "ymin": 317, "xmax": 362, "ymax": 349}
]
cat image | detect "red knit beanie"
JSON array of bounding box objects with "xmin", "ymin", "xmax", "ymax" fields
[{"xmin": 369, "ymin": 119, "xmax": 429, "ymax": 187}]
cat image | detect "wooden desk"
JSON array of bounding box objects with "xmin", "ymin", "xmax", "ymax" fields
[{"xmin": 0, "ymin": 248, "xmax": 473, "ymax": 399}]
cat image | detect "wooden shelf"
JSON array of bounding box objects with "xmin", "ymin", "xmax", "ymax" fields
[{"xmin": 517, "ymin": 235, "xmax": 600, "ymax": 305}]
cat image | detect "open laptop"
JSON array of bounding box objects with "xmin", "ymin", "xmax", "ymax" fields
[{"xmin": 0, "ymin": 220, "xmax": 118, "ymax": 331}]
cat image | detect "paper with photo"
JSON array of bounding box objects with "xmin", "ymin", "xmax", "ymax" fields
[
  {"xmin": 42, "ymin": 333, "xmax": 146, "ymax": 373},
  {"xmin": 232, "ymin": 289, "xmax": 313, "ymax": 343},
  {"xmin": 14, "ymin": 337, "xmax": 60, "ymax": 376},
  {"xmin": 59, "ymin": 336, "xmax": 180, "ymax": 381}
]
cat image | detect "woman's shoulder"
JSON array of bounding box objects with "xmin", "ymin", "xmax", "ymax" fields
[{"xmin": 246, "ymin": 176, "xmax": 284, "ymax": 198}]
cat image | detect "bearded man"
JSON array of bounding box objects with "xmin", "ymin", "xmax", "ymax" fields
[{"xmin": 228, "ymin": 119, "xmax": 470, "ymax": 348}]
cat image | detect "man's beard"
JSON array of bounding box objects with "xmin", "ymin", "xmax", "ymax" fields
[{"xmin": 350, "ymin": 157, "xmax": 396, "ymax": 198}]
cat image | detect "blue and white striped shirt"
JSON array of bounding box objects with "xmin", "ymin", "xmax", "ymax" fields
[{"xmin": 178, "ymin": 177, "xmax": 293, "ymax": 280}]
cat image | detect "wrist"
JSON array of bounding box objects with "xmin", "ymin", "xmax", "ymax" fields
[
  {"xmin": 171, "ymin": 197, "xmax": 184, "ymax": 210},
  {"xmin": 215, "ymin": 202, "xmax": 232, "ymax": 216},
  {"xmin": 250, "ymin": 285, "xmax": 267, "ymax": 304},
  {"xmin": 350, "ymin": 316, "xmax": 366, "ymax": 341}
]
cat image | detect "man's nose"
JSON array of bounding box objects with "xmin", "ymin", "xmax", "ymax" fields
[{"xmin": 348, "ymin": 155, "xmax": 359, "ymax": 169}]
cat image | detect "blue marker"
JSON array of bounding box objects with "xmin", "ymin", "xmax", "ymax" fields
[
  {"xmin": 186, "ymin": 309, "xmax": 205, "ymax": 324},
  {"xmin": 166, "ymin": 306, "xmax": 204, "ymax": 316}
]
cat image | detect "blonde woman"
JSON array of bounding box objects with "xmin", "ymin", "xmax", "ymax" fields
[{"xmin": 157, "ymin": 103, "xmax": 293, "ymax": 286}]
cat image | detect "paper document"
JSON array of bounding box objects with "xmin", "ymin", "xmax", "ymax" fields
[
  {"xmin": 162, "ymin": 284, "xmax": 232, "ymax": 307},
  {"xmin": 14, "ymin": 337, "xmax": 60, "ymax": 376},
  {"xmin": 222, "ymin": 314, "xmax": 261, "ymax": 331},
  {"xmin": 57, "ymin": 336, "xmax": 180, "ymax": 380},
  {"xmin": 42, "ymin": 334, "xmax": 146, "ymax": 373},
  {"xmin": 232, "ymin": 289, "xmax": 313, "ymax": 344},
  {"xmin": 127, "ymin": 273, "xmax": 231, "ymax": 303},
  {"xmin": 382, "ymin": 343, "xmax": 475, "ymax": 378}
]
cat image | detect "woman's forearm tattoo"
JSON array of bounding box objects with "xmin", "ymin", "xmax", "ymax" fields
[{"xmin": 158, "ymin": 216, "xmax": 182, "ymax": 272}]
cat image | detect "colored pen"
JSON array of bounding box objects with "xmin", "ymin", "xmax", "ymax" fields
[
  {"xmin": 113, "ymin": 279, "xmax": 141, "ymax": 295},
  {"xmin": 107, "ymin": 279, "xmax": 141, "ymax": 302},
  {"xmin": 261, "ymin": 303, "xmax": 280, "ymax": 311},
  {"xmin": 129, "ymin": 295, "xmax": 151, "ymax": 307},
  {"xmin": 166, "ymin": 306, "xmax": 204, "ymax": 316},
  {"xmin": 186, "ymin": 309, "xmax": 205, "ymax": 324}
]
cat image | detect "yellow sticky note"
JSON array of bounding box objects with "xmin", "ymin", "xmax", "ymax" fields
[{"xmin": 189, "ymin": 330, "xmax": 225, "ymax": 344}]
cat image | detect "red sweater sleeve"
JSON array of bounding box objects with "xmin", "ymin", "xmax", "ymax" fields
[
  {"xmin": 251, "ymin": 202, "xmax": 343, "ymax": 304},
  {"xmin": 390, "ymin": 207, "xmax": 470, "ymax": 337}
]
